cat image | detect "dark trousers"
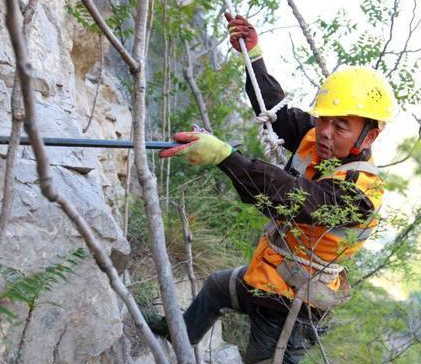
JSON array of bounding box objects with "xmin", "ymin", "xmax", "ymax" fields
[{"xmin": 183, "ymin": 266, "xmax": 321, "ymax": 364}]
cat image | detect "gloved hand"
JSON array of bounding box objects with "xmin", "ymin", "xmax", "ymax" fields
[
  {"xmin": 225, "ymin": 12, "xmax": 262, "ymax": 62},
  {"xmin": 159, "ymin": 132, "xmax": 233, "ymax": 166}
]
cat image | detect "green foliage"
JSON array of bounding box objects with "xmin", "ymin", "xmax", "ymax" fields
[
  {"xmin": 360, "ymin": 0, "xmax": 393, "ymax": 26},
  {"xmin": 397, "ymin": 136, "xmax": 421, "ymax": 174},
  {"xmin": 65, "ymin": 1, "xmax": 100, "ymax": 33},
  {"xmin": 105, "ymin": 0, "xmax": 137, "ymax": 43},
  {"xmin": 0, "ymin": 248, "xmax": 87, "ymax": 319},
  {"xmin": 301, "ymin": 284, "xmax": 421, "ymax": 364},
  {"xmin": 66, "ymin": 0, "xmax": 136, "ymax": 44},
  {"xmin": 314, "ymin": 157, "xmax": 342, "ymax": 177},
  {"xmin": 381, "ymin": 172, "xmax": 409, "ymax": 195}
]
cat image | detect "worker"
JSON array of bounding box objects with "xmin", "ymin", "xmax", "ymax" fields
[{"xmin": 150, "ymin": 14, "xmax": 397, "ymax": 364}]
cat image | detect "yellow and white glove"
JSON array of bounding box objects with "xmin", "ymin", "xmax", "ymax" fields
[{"xmin": 158, "ymin": 132, "xmax": 233, "ymax": 166}]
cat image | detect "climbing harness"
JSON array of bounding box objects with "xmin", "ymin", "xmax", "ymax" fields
[{"xmin": 224, "ymin": 0, "xmax": 292, "ymax": 168}]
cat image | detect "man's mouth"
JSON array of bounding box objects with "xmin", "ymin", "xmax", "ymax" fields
[{"xmin": 318, "ymin": 143, "xmax": 331, "ymax": 154}]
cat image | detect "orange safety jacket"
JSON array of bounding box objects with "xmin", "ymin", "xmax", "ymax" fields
[{"xmin": 243, "ymin": 128, "xmax": 384, "ymax": 299}]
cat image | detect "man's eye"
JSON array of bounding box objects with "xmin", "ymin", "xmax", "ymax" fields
[{"xmin": 334, "ymin": 123, "xmax": 347, "ymax": 131}]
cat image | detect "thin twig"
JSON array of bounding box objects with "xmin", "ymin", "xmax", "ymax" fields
[
  {"xmin": 286, "ymin": 0, "xmax": 329, "ymax": 78},
  {"xmin": 123, "ymin": 126, "xmax": 134, "ymax": 237},
  {"xmin": 378, "ymin": 114, "xmax": 421, "ymax": 168},
  {"xmin": 5, "ymin": 1, "xmax": 168, "ymax": 363},
  {"xmin": 159, "ymin": 0, "xmax": 170, "ymax": 198},
  {"xmin": 386, "ymin": 0, "xmax": 419, "ymax": 78},
  {"xmin": 145, "ymin": 0, "xmax": 155, "ymax": 59},
  {"xmin": 83, "ymin": 35, "xmax": 103, "ymax": 133},
  {"xmin": 259, "ymin": 23, "xmax": 314, "ymax": 36},
  {"xmin": 81, "ymin": 0, "xmax": 139, "ymax": 73},
  {"xmin": 183, "ymin": 38, "xmax": 213, "ymax": 133},
  {"xmin": 306, "ymin": 304, "xmax": 330, "ymax": 364},
  {"xmin": 289, "ymin": 33, "xmax": 319, "ymax": 88},
  {"xmin": 375, "ymin": 0, "xmax": 399, "ymax": 69},
  {"xmin": 354, "ymin": 210, "xmax": 421, "ymax": 286},
  {"xmin": 0, "ymin": 0, "xmax": 38, "ymax": 246},
  {"xmin": 173, "ymin": 191, "xmax": 198, "ymax": 298}
]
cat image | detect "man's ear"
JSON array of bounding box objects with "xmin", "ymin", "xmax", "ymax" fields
[{"xmin": 361, "ymin": 128, "xmax": 380, "ymax": 150}]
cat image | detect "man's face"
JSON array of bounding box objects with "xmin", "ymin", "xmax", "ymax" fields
[{"xmin": 314, "ymin": 115, "xmax": 378, "ymax": 160}]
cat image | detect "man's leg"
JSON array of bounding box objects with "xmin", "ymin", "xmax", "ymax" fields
[
  {"xmin": 244, "ymin": 305, "xmax": 318, "ymax": 364},
  {"xmin": 183, "ymin": 266, "xmax": 248, "ymax": 344}
]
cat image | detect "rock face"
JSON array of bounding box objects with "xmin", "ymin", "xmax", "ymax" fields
[
  {"xmin": 0, "ymin": 1, "xmax": 243, "ymax": 363},
  {"xmin": 0, "ymin": 1, "xmax": 132, "ymax": 363}
]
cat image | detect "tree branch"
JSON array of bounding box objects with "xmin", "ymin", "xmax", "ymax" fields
[
  {"xmin": 173, "ymin": 191, "xmax": 198, "ymax": 298},
  {"xmin": 183, "ymin": 39, "xmax": 213, "ymax": 133},
  {"xmin": 131, "ymin": 0, "xmax": 195, "ymax": 362},
  {"xmin": 289, "ymin": 33, "xmax": 319, "ymax": 88},
  {"xmin": 272, "ymin": 296, "xmax": 304, "ymax": 364},
  {"xmin": 123, "ymin": 127, "xmax": 133, "ymax": 237},
  {"xmin": 81, "ymin": 0, "xmax": 139, "ymax": 73},
  {"xmin": 145, "ymin": 0, "xmax": 155, "ymax": 59},
  {"xmin": 5, "ymin": 1, "xmax": 167, "ymax": 363},
  {"xmin": 286, "ymin": 0, "xmax": 329, "ymax": 78},
  {"xmin": 386, "ymin": 0, "xmax": 419, "ymax": 78},
  {"xmin": 375, "ymin": 0, "xmax": 399, "ymax": 70},
  {"xmin": 0, "ymin": 0, "xmax": 38, "ymax": 246},
  {"xmin": 354, "ymin": 210, "xmax": 421, "ymax": 286},
  {"xmin": 378, "ymin": 113, "xmax": 421, "ymax": 168}
]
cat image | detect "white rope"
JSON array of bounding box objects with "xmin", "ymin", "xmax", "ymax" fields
[
  {"xmin": 224, "ymin": 0, "xmax": 291, "ymax": 168},
  {"xmin": 267, "ymin": 241, "xmax": 344, "ymax": 284}
]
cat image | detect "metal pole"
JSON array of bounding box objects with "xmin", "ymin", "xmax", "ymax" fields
[{"xmin": 0, "ymin": 136, "xmax": 180, "ymax": 149}]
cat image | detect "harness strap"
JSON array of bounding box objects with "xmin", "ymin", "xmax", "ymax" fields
[
  {"xmin": 229, "ymin": 266, "xmax": 244, "ymax": 312},
  {"xmin": 332, "ymin": 161, "xmax": 379, "ymax": 176},
  {"xmin": 267, "ymin": 240, "xmax": 343, "ymax": 284}
]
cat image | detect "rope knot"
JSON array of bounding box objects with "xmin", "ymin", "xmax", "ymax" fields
[{"xmin": 255, "ymin": 110, "xmax": 277, "ymax": 125}]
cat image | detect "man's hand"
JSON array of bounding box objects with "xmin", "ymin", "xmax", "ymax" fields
[
  {"xmin": 159, "ymin": 132, "xmax": 233, "ymax": 166},
  {"xmin": 225, "ymin": 12, "xmax": 262, "ymax": 61}
]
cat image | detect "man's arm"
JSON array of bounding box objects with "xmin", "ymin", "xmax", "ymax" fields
[
  {"xmin": 246, "ymin": 59, "xmax": 314, "ymax": 153},
  {"xmin": 226, "ymin": 14, "xmax": 314, "ymax": 152},
  {"xmin": 219, "ymin": 151, "xmax": 376, "ymax": 225}
]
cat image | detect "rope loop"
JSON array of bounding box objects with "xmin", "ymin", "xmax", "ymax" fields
[{"xmin": 255, "ymin": 110, "xmax": 278, "ymax": 125}]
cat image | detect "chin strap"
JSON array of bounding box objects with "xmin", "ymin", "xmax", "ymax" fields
[{"xmin": 349, "ymin": 119, "xmax": 377, "ymax": 155}]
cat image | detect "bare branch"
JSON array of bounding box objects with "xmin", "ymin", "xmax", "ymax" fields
[
  {"xmin": 259, "ymin": 23, "xmax": 307, "ymax": 36},
  {"xmin": 384, "ymin": 47, "xmax": 421, "ymax": 55},
  {"xmin": 159, "ymin": 1, "xmax": 170, "ymax": 198},
  {"xmin": 131, "ymin": 0, "xmax": 195, "ymax": 362},
  {"xmin": 145, "ymin": 0, "xmax": 155, "ymax": 59},
  {"xmin": 354, "ymin": 210, "xmax": 421, "ymax": 286},
  {"xmin": 375, "ymin": 0, "xmax": 399, "ymax": 69},
  {"xmin": 123, "ymin": 127, "xmax": 133, "ymax": 237},
  {"xmin": 272, "ymin": 296, "xmax": 304, "ymax": 364},
  {"xmin": 289, "ymin": 33, "xmax": 319, "ymax": 88},
  {"xmin": 192, "ymin": 33, "xmax": 228, "ymax": 63},
  {"xmin": 183, "ymin": 39, "xmax": 213, "ymax": 133},
  {"xmin": 386, "ymin": 0, "xmax": 419, "ymax": 78},
  {"xmin": 81, "ymin": 0, "xmax": 139, "ymax": 73},
  {"xmin": 286, "ymin": 0, "xmax": 329, "ymax": 78},
  {"xmin": 306, "ymin": 304, "xmax": 330, "ymax": 364},
  {"xmin": 5, "ymin": 1, "xmax": 168, "ymax": 363},
  {"xmin": 0, "ymin": 0, "xmax": 38, "ymax": 245},
  {"xmin": 173, "ymin": 191, "xmax": 198, "ymax": 298},
  {"xmin": 379, "ymin": 114, "xmax": 421, "ymax": 168}
]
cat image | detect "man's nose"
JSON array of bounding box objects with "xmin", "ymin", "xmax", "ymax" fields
[{"xmin": 319, "ymin": 119, "xmax": 333, "ymax": 139}]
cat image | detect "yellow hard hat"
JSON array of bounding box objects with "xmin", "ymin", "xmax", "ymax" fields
[{"xmin": 310, "ymin": 66, "xmax": 398, "ymax": 122}]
